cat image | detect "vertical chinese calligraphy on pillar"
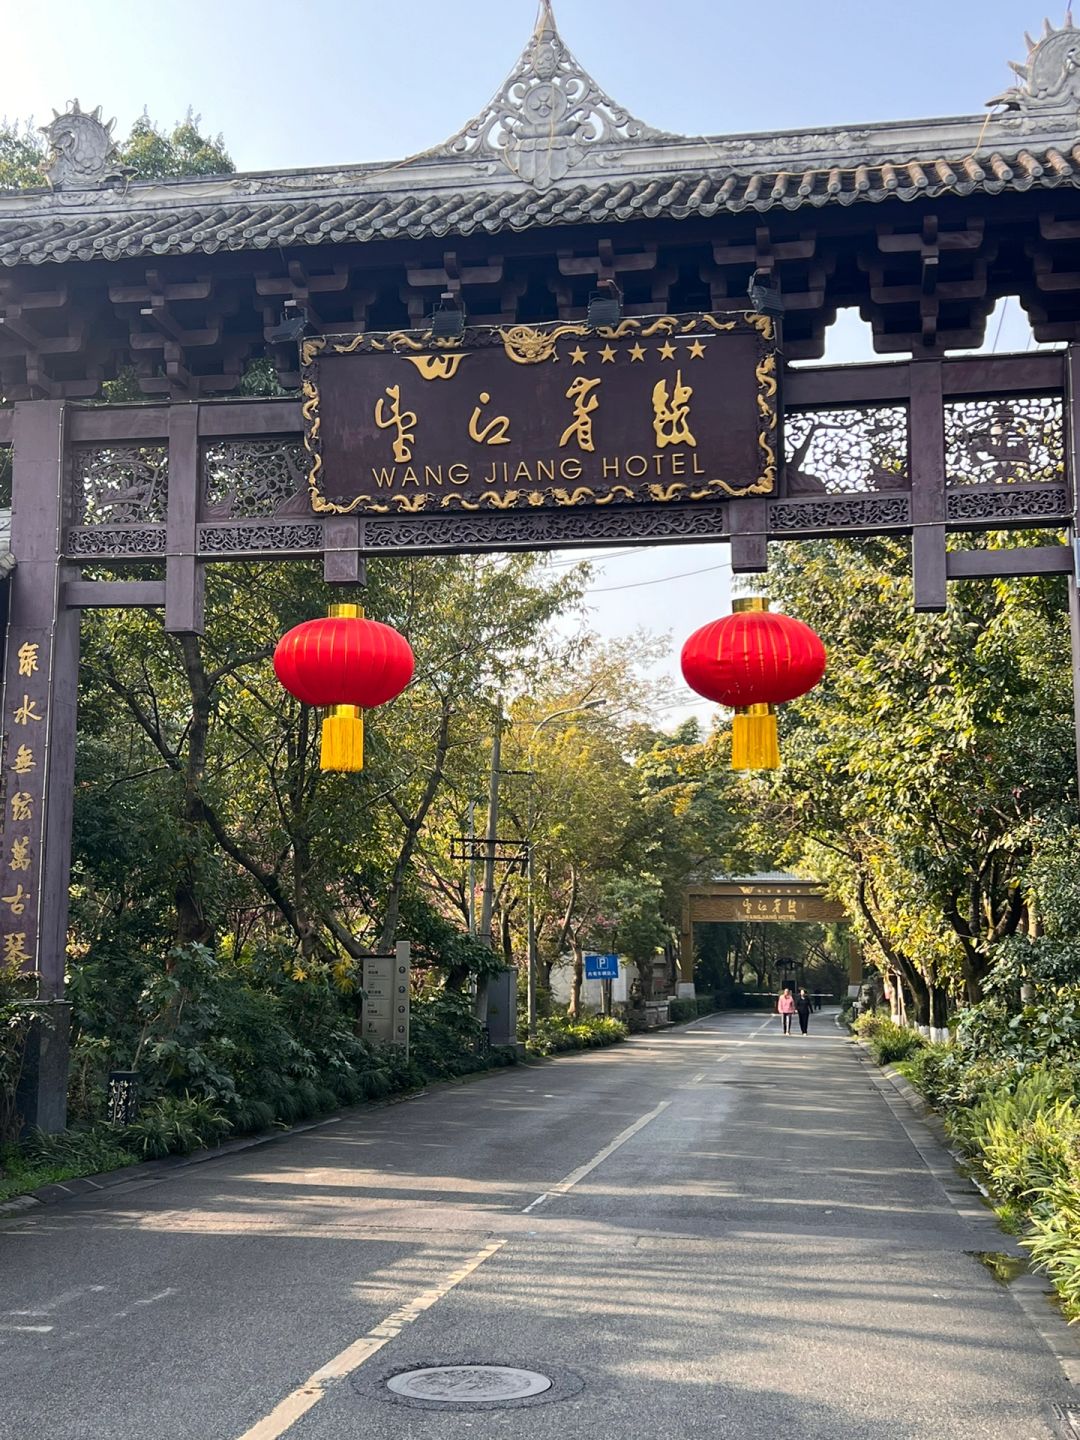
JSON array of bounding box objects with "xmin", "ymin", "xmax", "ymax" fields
[{"xmin": 0, "ymin": 633, "xmax": 48, "ymax": 975}]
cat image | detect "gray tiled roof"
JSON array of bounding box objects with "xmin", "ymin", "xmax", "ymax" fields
[
  {"xmin": 3, "ymin": 8, "xmax": 1080, "ymax": 268},
  {"xmin": 2, "ymin": 142, "xmax": 1078, "ymax": 269}
]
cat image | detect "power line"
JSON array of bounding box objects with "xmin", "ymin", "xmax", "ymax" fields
[
  {"xmin": 546, "ymin": 545, "xmax": 660, "ymax": 569},
  {"xmin": 587, "ymin": 560, "xmax": 732, "ymax": 594}
]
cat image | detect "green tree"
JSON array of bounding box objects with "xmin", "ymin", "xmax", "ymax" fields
[
  {"xmin": 0, "ymin": 122, "xmax": 47, "ymax": 188},
  {"xmin": 118, "ymin": 112, "xmax": 232, "ymax": 180},
  {"xmin": 756, "ymin": 536, "xmax": 1077, "ymax": 1012}
]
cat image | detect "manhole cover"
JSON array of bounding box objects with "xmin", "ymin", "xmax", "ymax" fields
[{"xmin": 386, "ymin": 1365, "xmax": 553, "ymax": 1403}]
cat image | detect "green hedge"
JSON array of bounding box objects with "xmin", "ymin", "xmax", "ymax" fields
[
  {"xmin": 525, "ymin": 1013, "xmax": 628, "ymax": 1056},
  {"xmin": 669, "ymin": 994, "xmax": 720, "ymax": 1024}
]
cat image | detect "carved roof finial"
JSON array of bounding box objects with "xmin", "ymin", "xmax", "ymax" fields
[
  {"xmin": 990, "ymin": 13, "xmax": 1080, "ymax": 111},
  {"xmin": 39, "ymin": 99, "xmax": 129, "ymax": 190},
  {"xmin": 434, "ymin": 0, "xmax": 675, "ymax": 189}
]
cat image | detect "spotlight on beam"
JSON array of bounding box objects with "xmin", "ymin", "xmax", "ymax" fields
[
  {"xmin": 587, "ymin": 279, "xmax": 622, "ymax": 329},
  {"xmin": 430, "ymin": 291, "xmax": 466, "ymax": 340},
  {"xmin": 266, "ymin": 307, "xmax": 310, "ymax": 345},
  {"xmin": 747, "ymin": 270, "xmax": 784, "ymax": 317}
]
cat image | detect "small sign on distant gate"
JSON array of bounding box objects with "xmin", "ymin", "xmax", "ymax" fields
[{"xmin": 584, "ymin": 953, "xmax": 619, "ymax": 980}]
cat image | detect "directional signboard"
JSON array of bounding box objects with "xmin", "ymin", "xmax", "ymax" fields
[
  {"xmin": 584, "ymin": 953, "xmax": 620, "ymax": 980},
  {"xmin": 362, "ymin": 940, "xmax": 410, "ymax": 1055}
]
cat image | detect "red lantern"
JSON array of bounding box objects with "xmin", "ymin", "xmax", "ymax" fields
[
  {"xmin": 680, "ymin": 598, "xmax": 826, "ymax": 770},
  {"xmin": 273, "ymin": 604, "xmax": 414, "ymax": 772}
]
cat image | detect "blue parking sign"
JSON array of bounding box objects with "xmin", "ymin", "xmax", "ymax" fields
[{"xmin": 584, "ymin": 952, "xmax": 619, "ymax": 980}]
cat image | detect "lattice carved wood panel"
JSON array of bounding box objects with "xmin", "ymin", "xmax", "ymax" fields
[
  {"xmin": 944, "ymin": 396, "xmax": 1063, "ymax": 486},
  {"xmin": 784, "ymin": 405, "xmax": 908, "ymax": 494},
  {"xmin": 202, "ymin": 439, "xmax": 308, "ymax": 519},
  {"xmin": 71, "ymin": 444, "xmax": 168, "ymax": 525}
]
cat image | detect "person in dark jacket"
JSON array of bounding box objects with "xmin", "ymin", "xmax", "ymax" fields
[{"xmin": 796, "ymin": 988, "xmax": 813, "ymax": 1035}]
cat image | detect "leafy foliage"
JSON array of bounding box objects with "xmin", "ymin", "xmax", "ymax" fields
[
  {"xmin": 853, "ymin": 1010, "xmax": 926, "ymax": 1064},
  {"xmin": 118, "ymin": 112, "xmax": 232, "ymax": 179},
  {"xmin": 525, "ymin": 1014, "xmax": 627, "ymax": 1056},
  {"xmin": 755, "ymin": 537, "xmax": 1077, "ymax": 1013},
  {"xmin": 0, "ymin": 961, "xmax": 44, "ymax": 1144}
]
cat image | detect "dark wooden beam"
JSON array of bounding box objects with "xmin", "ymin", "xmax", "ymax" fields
[
  {"xmin": 69, "ymin": 407, "xmax": 170, "ymax": 442},
  {"xmin": 785, "ymin": 363, "xmax": 909, "ymax": 406},
  {"xmin": 910, "ymin": 360, "xmax": 947, "ymax": 612},
  {"xmin": 941, "ymin": 352, "xmax": 1064, "ymax": 395},
  {"xmin": 63, "ymin": 580, "xmax": 166, "ymax": 608},
  {"xmin": 197, "ymin": 400, "xmax": 303, "ymax": 437},
  {"xmin": 784, "ymin": 352, "xmax": 1063, "ymax": 409},
  {"xmin": 946, "ymin": 546, "xmax": 1072, "ymax": 579}
]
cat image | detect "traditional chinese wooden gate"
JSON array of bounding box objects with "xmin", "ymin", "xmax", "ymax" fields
[
  {"xmin": 680, "ymin": 877, "xmax": 852, "ymax": 996},
  {"xmin": 2, "ymin": 3, "xmax": 1080, "ymax": 1126}
]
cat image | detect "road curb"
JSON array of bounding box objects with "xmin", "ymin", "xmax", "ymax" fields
[
  {"xmin": 852, "ymin": 1034, "xmax": 1080, "ymax": 1390},
  {"xmin": 0, "ymin": 1113, "xmax": 341, "ymax": 1219}
]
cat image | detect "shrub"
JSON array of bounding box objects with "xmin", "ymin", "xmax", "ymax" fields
[
  {"xmin": 527, "ymin": 1014, "xmax": 627, "ymax": 1056},
  {"xmin": 853, "ymin": 1012, "xmax": 926, "ymax": 1065},
  {"xmin": 946, "ymin": 1066, "xmax": 1070, "ymax": 1156},
  {"xmin": 665, "ymin": 996, "xmax": 721, "ymax": 1023},
  {"xmin": 122, "ymin": 1094, "xmax": 231, "ymax": 1159},
  {"xmin": 980, "ymin": 1097, "xmax": 1078, "ymax": 1204},
  {"xmin": 18, "ymin": 1125, "xmax": 135, "ymax": 1175},
  {"xmin": 1024, "ymin": 1181, "xmax": 1080, "ymax": 1321}
]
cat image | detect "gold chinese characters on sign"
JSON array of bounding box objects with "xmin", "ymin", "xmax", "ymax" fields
[
  {"xmin": 301, "ymin": 311, "xmax": 778, "ymax": 515},
  {"xmin": 0, "ymin": 632, "xmax": 49, "ymax": 969}
]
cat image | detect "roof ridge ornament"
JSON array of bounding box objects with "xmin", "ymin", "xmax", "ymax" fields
[
  {"xmin": 989, "ymin": 13, "xmax": 1080, "ymax": 112},
  {"xmin": 40, "ymin": 100, "xmax": 130, "ymax": 190},
  {"xmin": 435, "ymin": 0, "xmax": 676, "ymax": 189}
]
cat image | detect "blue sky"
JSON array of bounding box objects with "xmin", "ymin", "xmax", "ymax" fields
[{"xmin": 4, "ymin": 0, "xmax": 1063, "ymax": 724}]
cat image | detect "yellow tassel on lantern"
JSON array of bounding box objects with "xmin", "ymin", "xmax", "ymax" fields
[
  {"xmin": 319, "ymin": 602, "xmax": 364, "ymax": 772},
  {"xmin": 731, "ymin": 703, "xmax": 780, "ymax": 770},
  {"xmin": 320, "ymin": 704, "xmax": 364, "ymax": 772}
]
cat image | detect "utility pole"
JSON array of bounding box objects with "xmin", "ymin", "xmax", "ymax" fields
[
  {"xmin": 466, "ymin": 799, "xmax": 477, "ymax": 936},
  {"xmin": 475, "ymin": 705, "xmax": 502, "ymax": 1022}
]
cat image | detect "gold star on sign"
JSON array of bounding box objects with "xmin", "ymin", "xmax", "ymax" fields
[
  {"xmin": 657, "ymin": 340, "xmax": 677, "ymax": 360},
  {"xmin": 599, "ymin": 345, "xmax": 617, "ymax": 363},
  {"xmin": 569, "ymin": 346, "xmax": 587, "ymax": 365},
  {"xmin": 687, "ymin": 339, "xmax": 707, "ymax": 359},
  {"xmin": 628, "ymin": 343, "xmax": 646, "ymax": 362}
]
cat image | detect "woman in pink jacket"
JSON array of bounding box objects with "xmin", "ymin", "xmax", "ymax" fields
[{"xmin": 777, "ymin": 987, "xmax": 796, "ymax": 1036}]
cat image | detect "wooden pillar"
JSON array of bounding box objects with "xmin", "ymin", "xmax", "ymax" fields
[
  {"xmin": 729, "ymin": 499, "xmax": 768, "ymax": 575},
  {"xmin": 910, "ymin": 360, "xmax": 947, "ymax": 613},
  {"xmin": 1066, "ymin": 347, "xmax": 1080, "ymax": 799},
  {"xmin": 323, "ymin": 514, "xmax": 366, "ymax": 586},
  {"xmin": 165, "ymin": 404, "xmax": 205, "ymax": 634},
  {"xmin": 1, "ymin": 400, "xmax": 80, "ymax": 1132}
]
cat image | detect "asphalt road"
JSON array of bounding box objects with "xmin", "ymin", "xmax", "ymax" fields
[{"xmin": 1, "ymin": 1010, "xmax": 1074, "ymax": 1439}]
